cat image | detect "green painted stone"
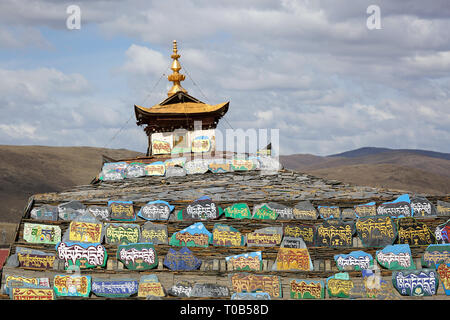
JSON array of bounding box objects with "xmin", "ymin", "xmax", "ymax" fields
[
  {"xmin": 117, "ymin": 243, "xmax": 158, "ymax": 270},
  {"xmin": 224, "ymin": 203, "xmax": 252, "ymax": 219},
  {"xmin": 252, "ymin": 203, "xmax": 278, "ymax": 220}
]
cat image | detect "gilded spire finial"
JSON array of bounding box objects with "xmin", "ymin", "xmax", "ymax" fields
[{"xmin": 167, "ymin": 40, "xmax": 187, "ymax": 97}]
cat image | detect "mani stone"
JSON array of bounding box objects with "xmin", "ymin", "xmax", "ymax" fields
[
  {"xmin": 168, "ymin": 281, "xmax": 194, "ymax": 297},
  {"xmin": 318, "ymin": 206, "xmax": 340, "ymax": 220},
  {"xmin": 208, "ymin": 159, "xmax": 232, "ymax": 173},
  {"xmin": 437, "ymin": 264, "xmax": 450, "ymax": 296},
  {"xmin": 231, "ymin": 292, "xmax": 271, "ymax": 300},
  {"xmin": 124, "ymin": 163, "xmax": 146, "ymax": 178},
  {"xmin": 164, "ymin": 157, "xmax": 186, "ymax": 169},
  {"xmin": 30, "ymin": 205, "xmax": 59, "ymax": 221},
  {"xmin": 437, "ymin": 200, "xmax": 450, "ymax": 216},
  {"xmin": 165, "ymin": 166, "xmax": 187, "ymax": 177},
  {"xmin": 184, "ymin": 159, "xmax": 209, "ymax": 175},
  {"xmin": 354, "ymin": 202, "xmax": 377, "ymax": 218},
  {"xmin": 247, "ymin": 226, "xmax": 283, "ymax": 247},
  {"xmin": 104, "ymin": 223, "xmax": 140, "ymax": 245},
  {"xmin": 293, "ymin": 201, "xmax": 319, "ymax": 220},
  {"xmin": 341, "ymin": 208, "xmax": 357, "ymax": 220},
  {"xmin": 224, "ymin": 203, "xmax": 252, "ymax": 219},
  {"xmin": 163, "ymin": 247, "xmax": 201, "ymax": 271},
  {"xmin": 58, "ymin": 200, "xmax": 87, "ymax": 221},
  {"xmin": 392, "ymin": 269, "xmax": 438, "ymax": 296},
  {"xmin": 376, "ymin": 244, "xmax": 415, "ymax": 270},
  {"xmin": 252, "ymin": 203, "xmax": 278, "ymax": 220},
  {"xmin": 411, "ymin": 196, "xmax": 437, "ymax": 217},
  {"xmin": 377, "ymin": 194, "xmax": 412, "ymax": 218},
  {"xmin": 435, "ymin": 220, "xmax": 449, "ymax": 244},
  {"xmin": 270, "ymin": 202, "xmax": 293, "ymax": 220},
  {"xmin": 138, "ymin": 200, "xmax": 173, "ymax": 221},
  {"xmin": 422, "ymin": 244, "xmax": 450, "ymax": 268},
  {"xmin": 190, "ymin": 283, "xmax": 229, "ymax": 298},
  {"xmin": 141, "ymin": 222, "xmax": 168, "ymax": 245},
  {"xmin": 87, "ymin": 205, "xmax": 110, "ymax": 221},
  {"xmin": 281, "ymin": 236, "xmax": 307, "ymax": 249},
  {"xmin": 396, "ymin": 217, "xmax": 435, "ymax": 246}
]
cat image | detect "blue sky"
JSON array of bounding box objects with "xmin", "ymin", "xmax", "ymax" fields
[{"xmin": 0, "ymin": 0, "xmax": 449, "ymax": 156}]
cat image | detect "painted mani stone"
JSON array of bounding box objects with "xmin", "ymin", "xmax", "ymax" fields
[
  {"xmin": 16, "ymin": 248, "xmax": 56, "ymax": 270},
  {"xmin": 177, "ymin": 196, "xmax": 223, "ymax": 220},
  {"xmin": 437, "ymin": 264, "xmax": 450, "ymax": 296},
  {"xmin": 4, "ymin": 275, "xmax": 50, "ymax": 295},
  {"xmin": 283, "ymin": 223, "xmax": 315, "ymax": 246},
  {"xmin": 421, "ymin": 244, "xmax": 450, "ymax": 268},
  {"xmin": 144, "ymin": 161, "xmax": 166, "ymax": 176},
  {"xmin": 376, "ymin": 194, "xmax": 412, "ymax": 218},
  {"xmin": 105, "ymin": 223, "xmax": 140, "ymax": 245},
  {"xmin": 376, "ymin": 244, "xmax": 415, "ymax": 270},
  {"xmin": 53, "ymin": 274, "xmax": 91, "ymax": 297},
  {"xmin": 169, "ymin": 222, "xmax": 212, "ymax": 247},
  {"xmin": 11, "ymin": 288, "xmax": 55, "ymax": 300},
  {"xmin": 56, "ymin": 242, "xmax": 107, "ymax": 269},
  {"xmin": 91, "ymin": 279, "xmax": 139, "ymax": 298},
  {"xmin": 230, "ymin": 273, "xmax": 282, "ymax": 298},
  {"xmin": 190, "ymin": 283, "xmax": 229, "ymax": 298},
  {"xmin": 411, "ymin": 196, "xmax": 437, "ymax": 217},
  {"xmin": 125, "ymin": 162, "xmax": 146, "ymax": 178},
  {"xmin": 435, "ymin": 219, "xmax": 450, "ymax": 244},
  {"xmin": 30, "ymin": 205, "xmax": 58, "ymax": 221},
  {"xmin": 396, "ymin": 217, "xmax": 435, "ymax": 246},
  {"xmin": 168, "ymin": 281, "xmax": 193, "ymax": 297},
  {"xmin": 117, "ymin": 243, "xmax": 158, "ymax": 270},
  {"xmin": 246, "ymin": 227, "xmax": 283, "ymax": 247},
  {"xmin": 334, "ymin": 251, "xmax": 374, "ymax": 271},
  {"xmin": 23, "ymin": 223, "xmax": 61, "ymax": 245},
  {"xmin": 212, "ymin": 223, "xmax": 245, "ymax": 247},
  {"xmin": 138, "ymin": 200, "xmax": 174, "ymax": 221},
  {"xmin": 326, "ymin": 273, "xmax": 354, "ymax": 298},
  {"xmin": 273, "ymin": 247, "xmax": 313, "ymax": 271},
  {"xmin": 318, "ymin": 205, "xmax": 340, "ymax": 220},
  {"xmin": 225, "ymin": 252, "xmax": 262, "ymax": 271},
  {"xmin": 231, "ymin": 292, "xmax": 271, "ymax": 300},
  {"xmin": 230, "ymin": 158, "xmax": 257, "ymax": 171},
  {"xmin": 392, "ymin": 269, "xmax": 438, "ymax": 296},
  {"xmin": 354, "ymin": 202, "xmax": 377, "ymax": 218},
  {"xmin": 356, "ymin": 216, "xmax": 397, "ymax": 247},
  {"xmin": 290, "ymin": 279, "xmax": 325, "ymax": 299},
  {"xmin": 292, "ymin": 201, "xmax": 319, "ymax": 220},
  {"xmin": 437, "ymin": 200, "xmax": 450, "ymax": 216},
  {"xmin": 316, "ymin": 219, "xmax": 354, "ymax": 247},
  {"xmin": 68, "ymin": 220, "xmax": 103, "ymax": 243},
  {"xmin": 58, "ymin": 200, "xmax": 86, "ymax": 221},
  {"xmin": 108, "ymin": 200, "xmax": 135, "ymax": 221},
  {"xmin": 87, "ymin": 206, "xmax": 110, "ymax": 221},
  {"xmin": 140, "ymin": 222, "xmax": 168, "ymax": 245},
  {"xmin": 269, "ymin": 202, "xmax": 293, "ymax": 220},
  {"xmin": 208, "ymin": 159, "xmax": 232, "ymax": 173},
  {"xmin": 224, "ymin": 203, "xmax": 252, "ymax": 219},
  {"xmin": 184, "ymin": 159, "xmax": 209, "ymax": 175},
  {"xmin": 138, "ymin": 275, "xmax": 165, "ymax": 298},
  {"xmin": 252, "ymin": 203, "xmax": 278, "ymax": 220},
  {"xmin": 163, "ymin": 247, "xmax": 201, "ymax": 271}
]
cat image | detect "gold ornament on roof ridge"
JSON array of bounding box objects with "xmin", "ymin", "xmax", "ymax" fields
[{"xmin": 167, "ymin": 40, "xmax": 187, "ymax": 97}]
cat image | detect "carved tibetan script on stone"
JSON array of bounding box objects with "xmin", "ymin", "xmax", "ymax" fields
[
  {"xmin": 69, "ymin": 221, "xmax": 102, "ymax": 243},
  {"xmin": 226, "ymin": 252, "xmax": 262, "ymax": 271},
  {"xmin": 109, "ymin": 200, "xmax": 135, "ymax": 221},
  {"xmin": 252, "ymin": 203, "xmax": 278, "ymax": 220},
  {"xmin": 422, "ymin": 244, "xmax": 450, "ymax": 268},
  {"xmin": 11, "ymin": 288, "xmax": 54, "ymax": 300},
  {"xmin": 292, "ymin": 201, "xmax": 318, "ymax": 220},
  {"xmin": 290, "ymin": 279, "xmax": 324, "ymax": 299},
  {"xmin": 212, "ymin": 223, "xmax": 244, "ymax": 247},
  {"xmin": 141, "ymin": 222, "xmax": 168, "ymax": 245},
  {"xmin": 17, "ymin": 252, "xmax": 56, "ymax": 270},
  {"xmin": 105, "ymin": 223, "xmax": 140, "ymax": 245},
  {"xmin": 246, "ymin": 227, "xmax": 282, "ymax": 247},
  {"xmin": 356, "ymin": 216, "xmax": 397, "ymax": 247},
  {"xmin": 274, "ymin": 247, "xmax": 312, "ymax": 271},
  {"xmin": 283, "ymin": 223, "xmax": 315, "ymax": 246},
  {"xmin": 376, "ymin": 244, "xmax": 415, "ymax": 270},
  {"xmin": 392, "ymin": 269, "xmax": 438, "ymax": 296},
  {"xmin": 56, "ymin": 242, "xmax": 107, "ymax": 269},
  {"xmin": 411, "ymin": 196, "xmax": 436, "ymax": 217},
  {"xmin": 164, "ymin": 247, "xmax": 201, "ymax": 271},
  {"xmin": 354, "ymin": 202, "xmax": 377, "ymax": 218},
  {"xmin": 138, "ymin": 200, "xmax": 173, "ymax": 221},
  {"xmin": 53, "ymin": 274, "xmax": 91, "ymax": 297},
  {"xmin": 326, "ymin": 273, "xmax": 354, "ymax": 298},
  {"xmin": 377, "ymin": 194, "xmax": 412, "ymax": 218},
  {"xmin": 397, "ymin": 217, "xmax": 435, "ymax": 246},
  {"xmin": 224, "ymin": 203, "xmax": 252, "ymax": 219},
  {"xmin": 316, "ymin": 220, "xmax": 354, "ymax": 247},
  {"xmin": 91, "ymin": 279, "xmax": 139, "ymax": 298},
  {"xmin": 117, "ymin": 243, "xmax": 158, "ymax": 270},
  {"xmin": 334, "ymin": 251, "xmax": 374, "ymax": 271},
  {"xmin": 178, "ymin": 197, "xmax": 222, "ymax": 220},
  {"xmin": 169, "ymin": 222, "xmax": 212, "ymax": 247},
  {"xmin": 437, "ymin": 263, "xmax": 450, "ymax": 296},
  {"xmin": 318, "ymin": 206, "xmax": 340, "ymax": 220},
  {"xmin": 231, "ymin": 273, "xmax": 282, "ymax": 298},
  {"xmin": 23, "ymin": 223, "xmax": 61, "ymax": 245}
]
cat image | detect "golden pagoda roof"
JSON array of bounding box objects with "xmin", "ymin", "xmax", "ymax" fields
[{"xmin": 135, "ymin": 100, "xmax": 229, "ymax": 115}]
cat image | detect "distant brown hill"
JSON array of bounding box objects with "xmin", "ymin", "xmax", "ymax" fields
[
  {"xmin": 0, "ymin": 145, "xmax": 144, "ymax": 223},
  {"xmin": 280, "ymin": 149, "xmax": 450, "ymax": 196}
]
